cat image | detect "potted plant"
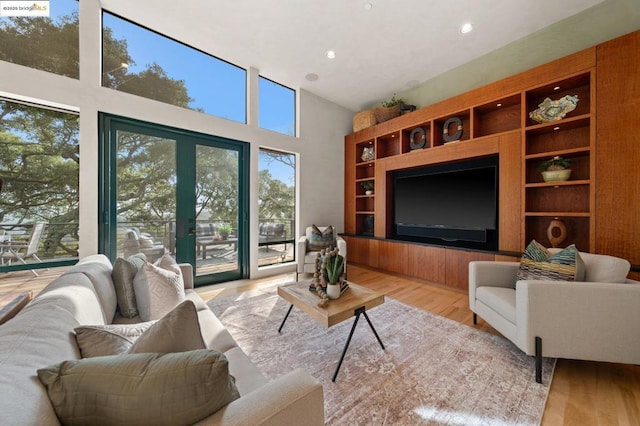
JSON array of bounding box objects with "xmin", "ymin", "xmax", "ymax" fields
[
  {"xmin": 538, "ymin": 156, "xmax": 572, "ymax": 182},
  {"xmin": 361, "ymin": 180, "xmax": 374, "ymax": 195},
  {"xmin": 217, "ymin": 223, "xmax": 232, "ymax": 240},
  {"xmin": 374, "ymin": 94, "xmax": 404, "ymax": 123},
  {"xmin": 324, "ymin": 251, "xmax": 344, "ymax": 299}
]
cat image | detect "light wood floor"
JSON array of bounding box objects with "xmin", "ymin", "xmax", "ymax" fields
[{"xmin": 2, "ymin": 264, "xmax": 639, "ymax": 425}]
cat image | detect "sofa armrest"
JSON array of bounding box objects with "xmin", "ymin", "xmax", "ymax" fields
[
  {"xmin": 179, "ymin": 263, "xmax": 194, "ymax": 289},
  {"xmin": 196, "ymin": 368, "xmax": 324, "ymax": 426},
  {"xmin": 468, "ymin": 261, "xmax": 519, "ymax": 311},
  {"xmin": 515, "ymin": 280, "xmax": 640, "ymax": 364}
]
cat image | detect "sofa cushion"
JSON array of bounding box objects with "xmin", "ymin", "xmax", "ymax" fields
[
  {"xmin": 517, "ymin": 240, "xmax": 580, "ymax": 282},
  {"xmin": 37, "ymin": 349, "xmax": 240, "ymax": 426},
  {"xmin": 112, "ymin": 253, "xmax": 147, "ymax": 318},
  {"xmin": 307, "ymin": 225, "xmax": 335, "ymax": 251},
  {"xmin": 75, "ymin": 300, "xmax": 206, "ymax": 357},
  {"xmin": 134, "ymin": 255, "xmax": 185, "ymax": 321}
]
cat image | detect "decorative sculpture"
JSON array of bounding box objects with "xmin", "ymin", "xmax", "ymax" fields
[
  {"xmin": 547, "ymin": 218, "xmax": 568, "ymax": 248},
  {"xmin": 529, "ymin": 95, "xmax": 579, "ymax": 123}
]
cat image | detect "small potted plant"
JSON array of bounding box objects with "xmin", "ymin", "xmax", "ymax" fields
[
  {"xmin": 217, "ymin": 222, "xmax": 232, "ymax": 240},
  {"xmin": 538, "ymin": 156, "xmax": 572, "ymax": 182},
  {"xmin": 361, "ymin": 180, "xmax": 374, "ymax": 195},
  {"xmin": 374, "ymin": 94, "xmax": 404, "ymax": 123},
  {"xmin": 324, "ymin": 251, "xmax": 345, "ymax": 300}
]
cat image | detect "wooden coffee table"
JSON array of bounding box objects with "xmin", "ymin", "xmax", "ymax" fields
[{"xmin": 277, "ymin": 280, "xmax": 385, "ymax": 381}]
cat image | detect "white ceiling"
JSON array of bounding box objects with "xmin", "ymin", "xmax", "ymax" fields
[{"xmin": 101, "ymin": 0, "xmax": 606, "ymax": 112}]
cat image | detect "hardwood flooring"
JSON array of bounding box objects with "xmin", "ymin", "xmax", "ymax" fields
[{"xmin": 1, "ymin": 263, "xmax": 639, "ymax": 425}]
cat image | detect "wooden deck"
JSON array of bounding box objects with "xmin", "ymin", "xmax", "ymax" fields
[{"xmin": 1, "ymin": 264, "xmax": 638, "ymax": 425}]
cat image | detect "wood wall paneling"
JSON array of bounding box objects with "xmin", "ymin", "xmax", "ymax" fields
[
  {"xmin": 498, "ymin": 131, "xmax": 523, "ymax": 252},
  {"xmin": 595, "ymin": 31, "xmax": 640, "ymax": 266},
  {"xmin": 445, "ymin": 249, "xmax": 495, "ymax": 290}
]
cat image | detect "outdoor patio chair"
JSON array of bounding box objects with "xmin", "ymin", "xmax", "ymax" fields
[{"xmin": 0, "ymin": 222, "xmax": 46, "ymax": 276}]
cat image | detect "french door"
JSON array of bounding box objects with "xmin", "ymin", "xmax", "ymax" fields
[{"xmin": 99, "ymin": 114, "xmax": 248, "ymax": 285}]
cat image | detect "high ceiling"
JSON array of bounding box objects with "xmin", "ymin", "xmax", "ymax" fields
[{"xmin": 100, "ymin": 0, "xmax": 611, "ymax": 111}]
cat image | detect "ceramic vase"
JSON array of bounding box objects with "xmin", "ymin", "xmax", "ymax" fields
[{"xmin": 326, "ymin": 283, "xmax": 341, "ymax": 299}]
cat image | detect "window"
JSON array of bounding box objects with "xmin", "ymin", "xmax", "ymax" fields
[
  {"xmin": 0, "ymin": 99, "xmax": 79, "ymax": 268},
  {"xmin": 0, "ymin": 0, "xmax": 79, "ymax": 78},
  {"xmin": 258, "ymin": 148, "xmax": 296, "ymax": 266},
  {"xmin": 259, "ymin": 77, "xmax": 295, "ymax": 136},
  {"xmin": 102, "ymin": 11, "xmax": 246, "ymax": 123}
]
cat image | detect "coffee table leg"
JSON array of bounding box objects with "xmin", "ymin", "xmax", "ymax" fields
[
  {"xmin": 278, "ymin": 304, "xmax": 294, "ymax": 333},
  {"xmin": 332, "ymin": 310, "xmax": 362, "ymax": 382},
  {"xmin": 362, "ymin": 311, "xmax": 385, "ymax": 350}
]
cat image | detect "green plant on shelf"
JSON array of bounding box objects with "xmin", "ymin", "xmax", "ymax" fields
[
  {"xmin": 381, "ymin": 93, "xmax": 404, "ymax": 108},
  {"xmin": 360, "ymin": 181, "xmax": 374, "ymax": 191},
  {"xmin": 538, "ymin": 156, "xmax": 572, "ymax": 172}
]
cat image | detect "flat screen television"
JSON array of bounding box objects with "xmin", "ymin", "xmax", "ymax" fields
[{"xmin": 392, "ymin": 156, "xmax": 498, "ymax": 251}]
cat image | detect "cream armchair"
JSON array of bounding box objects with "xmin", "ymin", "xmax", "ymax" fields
[
  {"xmin": 469, "ymin": 250, "xmax": 640, "ymax": 383},
  {"xmin": 297, "ymin": 226, "xmax": 347, "ymax": 281}
]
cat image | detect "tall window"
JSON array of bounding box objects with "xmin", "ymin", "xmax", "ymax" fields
[
  {"xmin": 259, "ymin": 77, "xmax": 296, "ymax": 136},
  {"xmin": 258, "ymin": 148, "xmax": 296, "ymax": 266},
  {"xmin": 102, "ymin": 12, "xmax": 246, "ymax": 123},
  {"xmin": 0, "ymin": 0, "xmax": 79, "ymax": 78},
  {"xmin": 0, "ymin": 99, "xmax": 79, "ymax": 268}
]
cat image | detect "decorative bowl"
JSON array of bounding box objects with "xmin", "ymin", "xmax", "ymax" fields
[{"xmin": 542, "ymin": 169, "xmax": 571, "ymax": 182}]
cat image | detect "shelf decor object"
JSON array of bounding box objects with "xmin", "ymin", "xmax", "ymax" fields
[
  {"xmin": 409, "ymin": 127, "xmax": 427, "ymax": 150},
  {"xmin": 361, "ymin": 146, "xmax": 374, "ymax": 162},
  {"xmin": 353, "ymin": 110, "xmax": 377, "ymax": 132},
  {"xmin": 442, "ymin": 117, "xmax": 463, "ymax": 142},
  {"xmin": 529, "ymin": 94, "xmax": 579, "ymax": 123},
  {"xmin": 547, "ymin": 218, "xmax": 568, "ymax": 248},
  {"xmin": 538, "ymin": 156, "xmax": 572, "ymax": 182}
]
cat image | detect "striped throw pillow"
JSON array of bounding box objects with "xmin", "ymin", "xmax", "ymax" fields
[{"xmin": 517, "ymin": 240, "xmax": 579, "ymax": 281}]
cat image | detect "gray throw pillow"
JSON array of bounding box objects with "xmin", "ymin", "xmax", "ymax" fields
[
  {"xmin": 75, "ymin": 300, "xmax": 205, "ymax": 357},
  {"xmin": 37, "ymin": 350, "xmax": 240, "ymax": 426},
  {"xmin": 112, "ymin": 253, "xmax": 146, "ymax": 318}
]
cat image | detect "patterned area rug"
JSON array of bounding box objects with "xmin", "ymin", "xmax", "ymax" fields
[{"xmin": 207, "ymin": 286, "xmax": 554, "ymax": 425}]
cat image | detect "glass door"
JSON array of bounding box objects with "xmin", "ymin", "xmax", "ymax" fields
[{"xmin": 100, "ymin": 114, "xmax": 248, "ymax": 285}]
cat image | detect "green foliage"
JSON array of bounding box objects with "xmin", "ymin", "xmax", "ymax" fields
[
  {"xmin": 325, "ymin": 254, "xmax": 344, "ymax": 284},
  {"xmin": 217, "ymin": 222, "xmax": 232, "ymax": 236},
  {"xmin": 381, "ymin": 93, "xmax": 404, "ymax": 108},
  {"xmin": 538, "ymin": 156, "xmax": 572, "ymax": 171},
  {"xmin": 361, "ymin": 180, "xmax": 374, "ymax": 190}
]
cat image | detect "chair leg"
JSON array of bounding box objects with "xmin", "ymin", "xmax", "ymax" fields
[
  {"xmin": 535, "ymin": 336, "xmax": 542, "ymax": 384},
  {"xmin": 472, "ymin": 312, "xmax": 477, "ymax": 325}
]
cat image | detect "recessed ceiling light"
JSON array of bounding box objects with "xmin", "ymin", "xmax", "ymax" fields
[
  {"xmin": 364, "ymin": 3, "xmax": 373, "ymax": 11},
  {"xmin": 406, "ymin": 79, "xmax": 419, "ymax": 88},
  {"xmin": 326, "ymin": 50, "xmax": 336, "ymax": 59},
  {"xmin": 305, "ymin": 73, "xmax": 319, "ymax": 82},
  {"xmin": 460, "ymin": 23, "xmax": 473, "ymax": 34}
]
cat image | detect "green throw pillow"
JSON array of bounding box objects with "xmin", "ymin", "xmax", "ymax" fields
[
  {"xmin": 37, "ymin": 350, "xmax": 240, "ymax": 426},
  {"xmin": 112, "ymin": 253, "xmax": 146, "ymax": 318},
  {"xmin": 517, "ymin": 240, "xmax": 580, "ymax": 282}
]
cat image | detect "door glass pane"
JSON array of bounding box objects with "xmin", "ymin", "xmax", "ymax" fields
[
  {"xmin": 195, "ymin": 145, "xmax": 239, "ymax": 276},
  {"xmin": 258, "ymin": 149, "xmax": 295, "ymax": 267},
  {"xmin": 116, "ymin": 131, "xmax": 174, "ymax": 263}
]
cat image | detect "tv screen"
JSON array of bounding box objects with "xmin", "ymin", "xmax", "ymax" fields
[{"xmin": 393, "ymin": 156, "xmax": 498, "ymax": 250}]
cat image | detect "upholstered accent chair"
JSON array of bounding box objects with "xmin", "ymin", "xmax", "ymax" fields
[
  {"xmin": 123, "ymin": 228, "xmax": 166, "ymax": 262},
  {"xmin": 296, "ymin": 225, "xmax": 347, "ymax": 281},
  {"xmin": 469, "ymin": 249, "xmax": 640, "ymax": 383}
]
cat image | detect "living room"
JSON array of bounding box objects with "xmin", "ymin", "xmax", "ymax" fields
[{"xmin": 1, "ymin": 0, "xmax": 639, "ymax": 424}]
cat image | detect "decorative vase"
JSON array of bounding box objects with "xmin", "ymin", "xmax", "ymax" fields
[
  {"xmin": 542, "ymin": 169, "xmax": 571, "ymax": 182},
  {"xmin": 326, "ymin": 283, "xmax": 341, "ymax": 300},
  {"xmin": 365, "ymin": 190, "xmax": 373, "ymax": 195}
]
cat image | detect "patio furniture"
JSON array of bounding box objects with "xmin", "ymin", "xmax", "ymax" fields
[
  {"xmin": 1, "ymin": 223, "xmax": 46, "ymax": 276},
  {"xmin": 123, "ymin": 228, "xmax": 166, "ymax": 262}
]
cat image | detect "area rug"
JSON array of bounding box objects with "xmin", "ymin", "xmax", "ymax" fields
[{"xmin": 207, "ymin": 286, "xmax": 555, "ymax": 425}]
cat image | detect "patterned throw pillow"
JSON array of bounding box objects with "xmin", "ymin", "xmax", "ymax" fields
[
  {"xmin": 308, "ymin": 225, "xmax": 335, "ymax": 251},
  {"xmin": 517, "ymin": 240, "xmax": 580, "ymax": 282},
  {"xmin": 112, "ymin": 253, "xmax": 147, "ymax": 318},
  {"xmin": 133, "ymin": 254, "xmax": 185, "ymax": 321}
]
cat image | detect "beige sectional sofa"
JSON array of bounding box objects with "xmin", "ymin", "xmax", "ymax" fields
[{"xmin": 0, "ymin": 254, "xmax": 324, "ymax": 425}]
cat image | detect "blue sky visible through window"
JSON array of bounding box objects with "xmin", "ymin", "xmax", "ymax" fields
[{"xmin": 259, "ymin": 77, "xmax": 295, "ymax": 136}]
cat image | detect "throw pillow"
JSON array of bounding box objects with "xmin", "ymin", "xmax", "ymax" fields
[
  {"xmin": 138, "ymin": 234, "xmax": 154, "ymax": 248},
  {"xmin": 74, "ymin": 322, "xmax": 155, "ymax": 358},
  {"xmin": 112, "ymin": 253, "xmax": 147, "ymax": 318},
  {"xmin": 517, "ymin": 240, "xmax": 580, "ymax": 282},
  {"xmin": 37, "ymin": 349, "xmax": 240, "ymax": 426},
  {"xmin": 74, "ymin": 300, "xmax": 206, "ymax": 358},
  {"xmin": 308, "ymin": 225, "xmax": 335, "ymax": 251},
  {"xmin": 134, "ymin": 254, "xmax": 185, "ymax": 321}
]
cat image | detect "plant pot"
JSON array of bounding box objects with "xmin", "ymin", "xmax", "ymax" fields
[
  {"xmin": 542, "ymin": 169, "xmax": 571, "ymax": 182},
  {"xmin": 365, "ymin": 190, "xmax": 373, "ymax": 195},
  {"xmin": 326, "ymin": 283, "xmax": 341, "ymax": 299}
]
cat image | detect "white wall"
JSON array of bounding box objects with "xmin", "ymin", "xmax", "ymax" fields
[{"xmin": 0, "ymin": 0, "xmax": 353, "ymax": 278}]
